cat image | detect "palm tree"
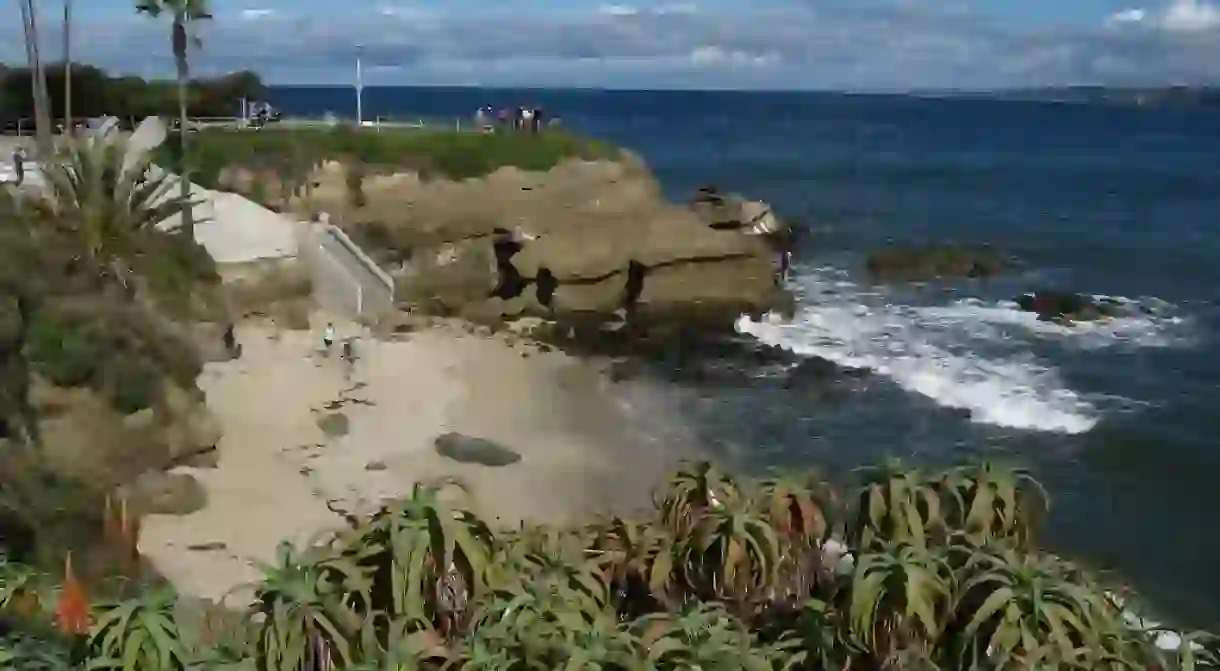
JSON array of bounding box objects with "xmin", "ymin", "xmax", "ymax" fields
[
  {"xmin": 17, "ymin": 0, "xmax": 54, "ymax": 155},
  {"xmin": 134, "ymin": 0, "xmax": 212, "ymax": 238}
]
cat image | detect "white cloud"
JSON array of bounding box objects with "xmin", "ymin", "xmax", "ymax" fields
[
  {"xmin": 689, "ymin": 45, "xmax": 779, "ymax": 66},
  {"xmin": 1159, "ymin": 0, "xmax": 1220, "ymax": 31},
  {"xmin": 657, "ymin": 3, "xmax": 698, "ymax": 15},
  {"xmin": 239, "ymin": 8, "xmax": 274, "ymax": 20},
  {"xmin": 1106, "ymin": 8, "xmax": 1147, "ymax": 26},
  {"xmin": 599, "ymin": 4, "xmax": 639, "ymax": 16}
]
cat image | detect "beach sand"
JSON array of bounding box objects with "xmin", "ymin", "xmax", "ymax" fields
[{"xmin": 138, "ymin": 315, "xmax": 689, "ymax": 605}]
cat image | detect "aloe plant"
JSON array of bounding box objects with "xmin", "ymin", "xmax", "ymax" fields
[
  {"xmin": 679, "ymin": 503, "xmax": 781, "ymax": 609},
  {"xmin": 848, "ymin": 540, "xmax": 954, "ymax": 663},
  {"xmin": 654, "ymin": 461, "xmax": 742, "ymax": 535},
  {"xmin": 86, "ymin": 587, "xmax": 187, "ymax": 671},
  {"xmin": 339, "ymin": 481, "xmax": 493, "ymax": 633},
  {"xmin": 633, "ymin": 603, "xmax": 796, "ymax": 670},
  {"xmin": 0, "ymin": 554, "xmax": 41, "ymax": 613},
  {"xmin": 939, "ymin": 461, "xmax": 1049, "ymax": 548},
  {"xmin": 949, "ymin": 546, "xmax": 1127, "ymax": 669},
  {"xmin": 850, "ymin": 460, "xmax": 949, "ymax": 551},
  {"xmin": 0, "ymin": 631, "xmax": 77, "ymax": 671},
  {"xmin": 246, "ymin": 541, "xmax": 367, "ymax": 671}
]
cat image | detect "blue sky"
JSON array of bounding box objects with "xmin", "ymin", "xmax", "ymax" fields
[{"xmin": 4, "ymin": 0, "xmax": 1219, "ymax": 89}]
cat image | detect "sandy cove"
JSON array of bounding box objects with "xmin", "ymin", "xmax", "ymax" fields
[{"xmin": 139, "ymin": 316, "xmax": 689, "ymax": 605}]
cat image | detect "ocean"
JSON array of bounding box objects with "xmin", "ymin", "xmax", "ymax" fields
[{"xmin": 268, "ymin": 86, "xmax": 1220, "ymax": 625}]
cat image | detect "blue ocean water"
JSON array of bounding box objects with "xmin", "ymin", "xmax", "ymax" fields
[{"xmin": 270, "ymin": 87, "xmax": 1220, "ymax": 624}]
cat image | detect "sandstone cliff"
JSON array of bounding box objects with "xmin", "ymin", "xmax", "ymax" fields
[{"xmin": 270, "ymin": 155, "xmax": 789, "ymax": 331}]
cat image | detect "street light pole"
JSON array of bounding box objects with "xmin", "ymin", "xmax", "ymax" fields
[
  {"xmin": 64, "ymin": 0, "xmax": 73, "ymax": 135},
  {"xmin": 355, "ymin": 46, "xmax": 364, "ymax": 126}
]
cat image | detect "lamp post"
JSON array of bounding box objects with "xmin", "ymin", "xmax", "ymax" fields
[{"xmin": 354, "ymin": 45, "xmax": 364, "ymax": 126}]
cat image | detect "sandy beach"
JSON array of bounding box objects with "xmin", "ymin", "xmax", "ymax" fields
[{"xmin": 138, "ymin": 314, "xmax": 690, "ymax": 604}]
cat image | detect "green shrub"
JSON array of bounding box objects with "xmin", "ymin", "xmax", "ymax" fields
[
  {"xmin": 25, "ymin": 311, "xmax": 105, "ymax": 388},
  {"xmin": 100, "ymin": 354, "xmax": 162, "ymax": 415},
  {"xmin": 170, "ymin": 127, "xmax": 617, "ymax": 185}
]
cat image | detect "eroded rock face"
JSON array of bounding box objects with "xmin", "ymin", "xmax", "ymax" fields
[
  {"xmin": 291, "ymin": 159, "xmax": 790, "ymax": 332},
  {"xmin": 865, "ymin": 245, "xmax": 1013, "ymax": 283},
  {"xmin": 690, "ymin": 184, "xmax": 787, "ymax": 237}
]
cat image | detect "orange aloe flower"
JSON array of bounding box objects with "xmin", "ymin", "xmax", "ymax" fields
[{"xmin": 55, "ymin": 553, "xmax": 90, "ymax": 635}]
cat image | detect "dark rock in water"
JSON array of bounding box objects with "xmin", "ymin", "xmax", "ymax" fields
[
  {"xmin": 434, "ymin": 433, "xmax": 522, "ymax": 467},
  {"xmin": 866, "ymin": 245, "xmax": 1013, "ymax": 283},
  {"xmin": 788, "ymin": 356, "xmax": 871, "ymax": 383},
  {"xmin": 1014, "ymin": 291, "xmax": 1130, "ymax": 323}
]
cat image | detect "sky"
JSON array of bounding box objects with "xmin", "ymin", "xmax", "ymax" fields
[{"xmin": 2, "ymin": 0, "xmax": 1219, "ymax": 90}]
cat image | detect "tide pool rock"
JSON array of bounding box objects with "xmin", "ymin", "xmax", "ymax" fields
[{"xmin": 434, "ymin": 432, "xmax": 522, "ymax": 467}]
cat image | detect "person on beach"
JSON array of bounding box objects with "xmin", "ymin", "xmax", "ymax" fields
[
  {"xmin": 222, "ymin": 323, "xmax": 236, "ymax": 354},
  {"xmin": 521, "ymin": 107, "xmax": 535, "ymax": 134},
  {"xmin": 12, "ymin": 146, "xmax": 26, "ymax": 186},
  {"xmin": 323, "ymin": 322, "xmax": 336, "ymax": 352}
]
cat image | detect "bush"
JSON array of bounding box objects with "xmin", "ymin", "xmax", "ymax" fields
[
  {"xmin": 99, "ymin": 354, "xmax": 162, "ymax": 415},
  {"xmin": 25, "ymin": 311, "xmax": 106, "ymax": 388},
  {"xmin": 172, "ymin": 126, "xmax": 618, "ymax": 186}
]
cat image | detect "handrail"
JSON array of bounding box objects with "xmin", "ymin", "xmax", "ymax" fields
[{"xmin": 318, "ymin": 223, "xmax": 395, "ymax": 296}]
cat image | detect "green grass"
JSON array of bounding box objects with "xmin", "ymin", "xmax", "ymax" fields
[{"xmin": 170, "ymin": 126, "xmax": 620, "ymax": 189}]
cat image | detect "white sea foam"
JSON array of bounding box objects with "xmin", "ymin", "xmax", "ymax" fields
[
  {"xmin": 732, "ymin": 266, "xmax": 1182, "ymax": 434},
  {"xmin": 917, "ymin": 296, "xmax": 1188, "ymax": 350}
]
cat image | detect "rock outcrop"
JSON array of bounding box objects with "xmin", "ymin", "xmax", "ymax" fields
[
  {"xmin": 865, "ymin": 245, "xmax": 1013, "ymax": 283},
  {"xmin": 1013, "ymin": 291, "xmax": 1160, "ymax": 323},
  {"xmin": 689, "ymin": 184, "xmax": 787, "ymax": 237},
  {"xmin": 33, "ymin": 377, "xmax": 222, "ymax": 485},
  {"xmin": 275, "ymin": 158, "xmax": 789, "ymax": 332}
]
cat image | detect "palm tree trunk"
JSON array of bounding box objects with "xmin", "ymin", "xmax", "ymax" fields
[
  {"xmin": 172, "ymin": 15, "xmax": 194, "ymax": 237},
  {"xmin": 18, "ymin": 0, "xmax": 53, "ymax": 155},
  {"xmin": 63, "ymin": 0, "xmax": 72, "ymax": 135}
]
